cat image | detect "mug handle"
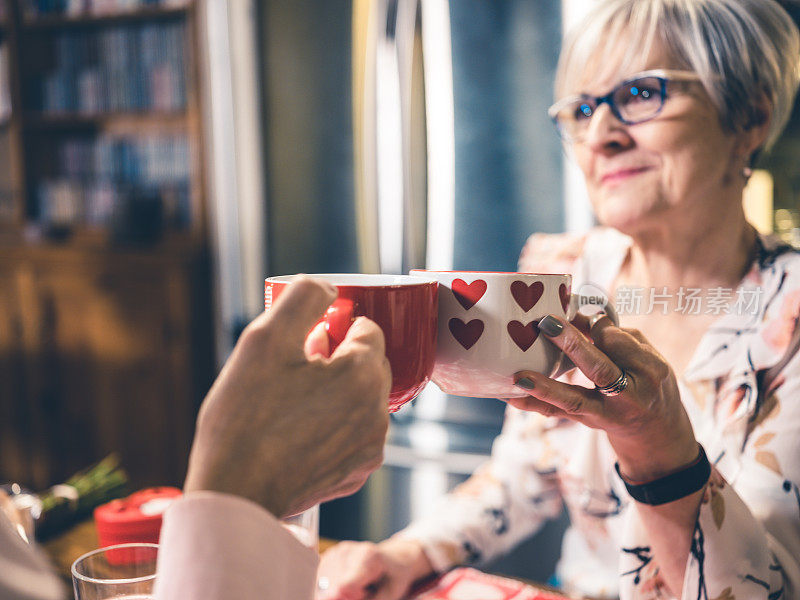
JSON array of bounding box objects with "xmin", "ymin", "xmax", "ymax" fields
[
  {"xmin": 267, "ymin": 284, "xmax": 356, "ymax": 355},
  {"xmin": 567, "ymin": 294, "xmax": 619, "ymax": 326},
  {"xmin": 325, "ymin": 298, "xmax": 357, "ymax": 352},
  {"xmin": 551, "ymin": 294, "xmax": 620, "ymax": 378}
]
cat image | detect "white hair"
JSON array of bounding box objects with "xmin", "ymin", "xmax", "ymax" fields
[{"xmin": 556, "ymin": 0, "xmax": 800, "ymax": 149}]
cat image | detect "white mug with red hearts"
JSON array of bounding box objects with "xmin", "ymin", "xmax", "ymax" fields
[{"xmin": 409, "ymin": 270, "xmax": 617, "ymax": 398}]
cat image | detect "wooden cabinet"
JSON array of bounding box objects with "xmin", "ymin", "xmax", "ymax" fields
[
  {"xmin": 0, "ymin": 0, "xmax": 215, "ymax": 491},
  {"xmin": 0, "ymin": 264, "xmax": 29, "ymax": 484},
  {"xmin": 0, "ymin": 245, "xmax": 214, "ymax": 490}
]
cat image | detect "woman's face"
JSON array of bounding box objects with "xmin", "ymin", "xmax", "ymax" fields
[{"xmin": 568, "ymin": 45, "xmax": 745, "ymax": 236}]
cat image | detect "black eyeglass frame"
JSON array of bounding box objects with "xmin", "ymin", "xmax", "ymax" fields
[{"xmin": 547, "ymin": 69, "xmax": 704, "ymax": 142}]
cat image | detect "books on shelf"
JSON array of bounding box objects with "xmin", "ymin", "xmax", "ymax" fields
[
  {"xmin": 5, "ymin": 0, "xmax": 202, "ymax": 239},
  {"xmin": 36, "ymin": 132, "xmax": 191, "ymax": 230},
  {"xmin": 23, "ymin": 0, "xmax": 190, "ymax": 19},
  {"xmin": 33, "ymin": 21, "xmax": 187, "ymax": 114}
]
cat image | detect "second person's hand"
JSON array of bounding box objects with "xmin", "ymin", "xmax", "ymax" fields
[
  {"xmin": 184, "ymin": 276, "xmax": 393, "ymax": 518},
  {"xmin": 316, "ymin": 537, "xmax": 434, "ymax": 600}
]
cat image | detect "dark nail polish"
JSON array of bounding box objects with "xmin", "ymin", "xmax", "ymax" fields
[
  {"xmin": 515, "ymin": 377, "xmax": 535, "ymax": 390},
  {"xmin": 538, "ymin": 315, "xmax": 564, "ymax": 337}
]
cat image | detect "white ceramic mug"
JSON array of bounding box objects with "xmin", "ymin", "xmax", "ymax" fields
[{"xmin": 410, "ymin": 270, "xmax": 617, "ymax": 398}]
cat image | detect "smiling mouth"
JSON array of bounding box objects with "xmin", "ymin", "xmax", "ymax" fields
[{"xmin": 600, "ymin": 167, "xmax": 651, "ymax": 185}]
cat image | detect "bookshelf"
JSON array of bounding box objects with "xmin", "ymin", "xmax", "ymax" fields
[
  {"xmin": 0, "ymin": 0, "xmax": 214, "ymax": 491},
  {"xmin": 10, "ymin": 0, "xmax": 205, "ymax": 240}
]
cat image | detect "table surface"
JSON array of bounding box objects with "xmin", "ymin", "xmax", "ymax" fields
[
  {"xmin": 43, "ymin": 521, "xmax": 580, "ymax": 598},
  {"xmin": 42, "ymin": 519, "xmax": 337, "ymax": 582},
  {"xmin": 42, "ymin": 519, "xmax": 98, "ymax": 582}
]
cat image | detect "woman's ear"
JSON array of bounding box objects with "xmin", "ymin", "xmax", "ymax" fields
[{"xmin": 738, "ymin": 92, "xmax": 773, "ymax": 162}]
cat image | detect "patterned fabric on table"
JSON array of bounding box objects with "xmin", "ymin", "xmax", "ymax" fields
[{"xmin": 399, "ymin": 228, "xmax": 800, "ymax": 600}]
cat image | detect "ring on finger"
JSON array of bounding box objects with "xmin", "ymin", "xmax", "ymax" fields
[
  {"xmin": 318, "ymin": 576, "xmax": 330, "ymax": 591},
  {"xmin": 588, "ymin": 311, "xmax": 610, "ymax": 330},
  {"xmin": 595, "ymin": 370, "xmax": 628, "ymax": 396}
]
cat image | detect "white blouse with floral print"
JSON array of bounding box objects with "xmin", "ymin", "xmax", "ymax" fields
[{"xmin": 399, "ymin": 227, "xmax": 800, "ymax": 600}]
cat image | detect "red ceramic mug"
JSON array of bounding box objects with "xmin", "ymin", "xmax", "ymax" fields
[{"xmin": 265, "ymin": 274, "xmax": 438, "ymax": 413}]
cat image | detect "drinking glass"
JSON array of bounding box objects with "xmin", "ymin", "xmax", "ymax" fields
[{"xmin": 72, "ymin": 543, "xmax": 158, "ymax": 600}]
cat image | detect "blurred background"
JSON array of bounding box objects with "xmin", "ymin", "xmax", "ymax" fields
[{"xmin": 0, "ymin": 0, "xmax": 798, "ymax": 584}]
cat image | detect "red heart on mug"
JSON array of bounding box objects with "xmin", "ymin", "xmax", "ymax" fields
[
  {"xmin": 507, "ymin": 320, "xmax": 539, "ymax": 351},
  {"xmin": 510, "ymin": 281, "xmax": 544, "ymax": 312},
  {"xmin": 449, "ymin": 318, "xmax": 484, "ymax": 350},
  {"xmin": 559, "ymin": 283, "xmax": 570, "ymax": 313},
  {"xmin": 451, "ymin": 279, "xmax": 487, "ymax": 310}
]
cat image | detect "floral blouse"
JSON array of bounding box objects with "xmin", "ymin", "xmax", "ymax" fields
[{"xmin": 399, "ymin": 227, "xmax": 800, "ymax": 600}]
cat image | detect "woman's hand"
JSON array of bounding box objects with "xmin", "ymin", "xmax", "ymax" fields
[
  {"xmin": 512, "ymin": 314, "xmax": 699, "ymax": 482},
  {"xmin": 316, "ymin": 538, "xmax": 434, "ymax": 600}
]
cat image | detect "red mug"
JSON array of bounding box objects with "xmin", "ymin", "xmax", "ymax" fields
[{"xmin": 264, "ymin": 274, "xmax": 438, "ymax": 412}]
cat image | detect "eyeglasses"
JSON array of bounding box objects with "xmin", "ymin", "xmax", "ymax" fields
[{"xmin": 547, "ymin": 69, "xmax": 704, "ymax": 143}]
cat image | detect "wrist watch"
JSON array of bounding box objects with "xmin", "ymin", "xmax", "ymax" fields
[{"xmin": 615, "ymin": 445, "xmax": 711, "ymax": 506}]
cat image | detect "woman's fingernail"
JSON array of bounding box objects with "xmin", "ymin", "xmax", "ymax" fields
[
  {"xmin": 538, "ymin": 315, "xmax": 564, "ymax": 337},
  {"xmin": 515, "ymin": 377, "xmax": 535, "ymax": 390}
]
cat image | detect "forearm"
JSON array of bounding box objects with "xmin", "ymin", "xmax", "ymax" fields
[
  {"xmin": 612, "ymin": 435, "xmax": 706, "ymax": 597},
  {"xmin": 618, "ymin": 460, "xmax": 799, "ymax": 600},
  {"xmin": 155, "ymin": 492, "xmax": 319, "ymax": 600},
  {"xmin": 630, "ymin": 488, "xmax": 704, "ymax": 596},
  {"xmin": 399, "ymin": 490, "xmax": 561, "ymax": 573}
]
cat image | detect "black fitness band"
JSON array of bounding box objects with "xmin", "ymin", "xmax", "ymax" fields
[{"xmin": 615, "ymin": 445, "xmax": 711, "ymax": 506}]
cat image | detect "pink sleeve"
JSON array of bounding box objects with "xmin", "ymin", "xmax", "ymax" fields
[
  {"xmin": 154, "ymin": 491, "xmax": 319, "ymax": 600},
  {"xmin": 518, "ymin": 232, "xmax": 587, "ymax": 275}
]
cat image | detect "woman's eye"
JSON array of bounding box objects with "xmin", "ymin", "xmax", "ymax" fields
[
  {"xmin": 619, "ymin": 83, "xmax": 659, "ymax": 104},
  {"xmin": 574, "ymin": 102, "xmax": 594, "ymax": 120}
]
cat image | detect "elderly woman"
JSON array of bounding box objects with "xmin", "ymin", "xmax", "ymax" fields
[{"xmin": 318, "ymin": 1, "xmax": 800, "ymax": 599}]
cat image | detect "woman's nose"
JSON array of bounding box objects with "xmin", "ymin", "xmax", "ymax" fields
[{"xmin": 582, "ymin": 103, "xmax": 632, "ymax": 151}]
